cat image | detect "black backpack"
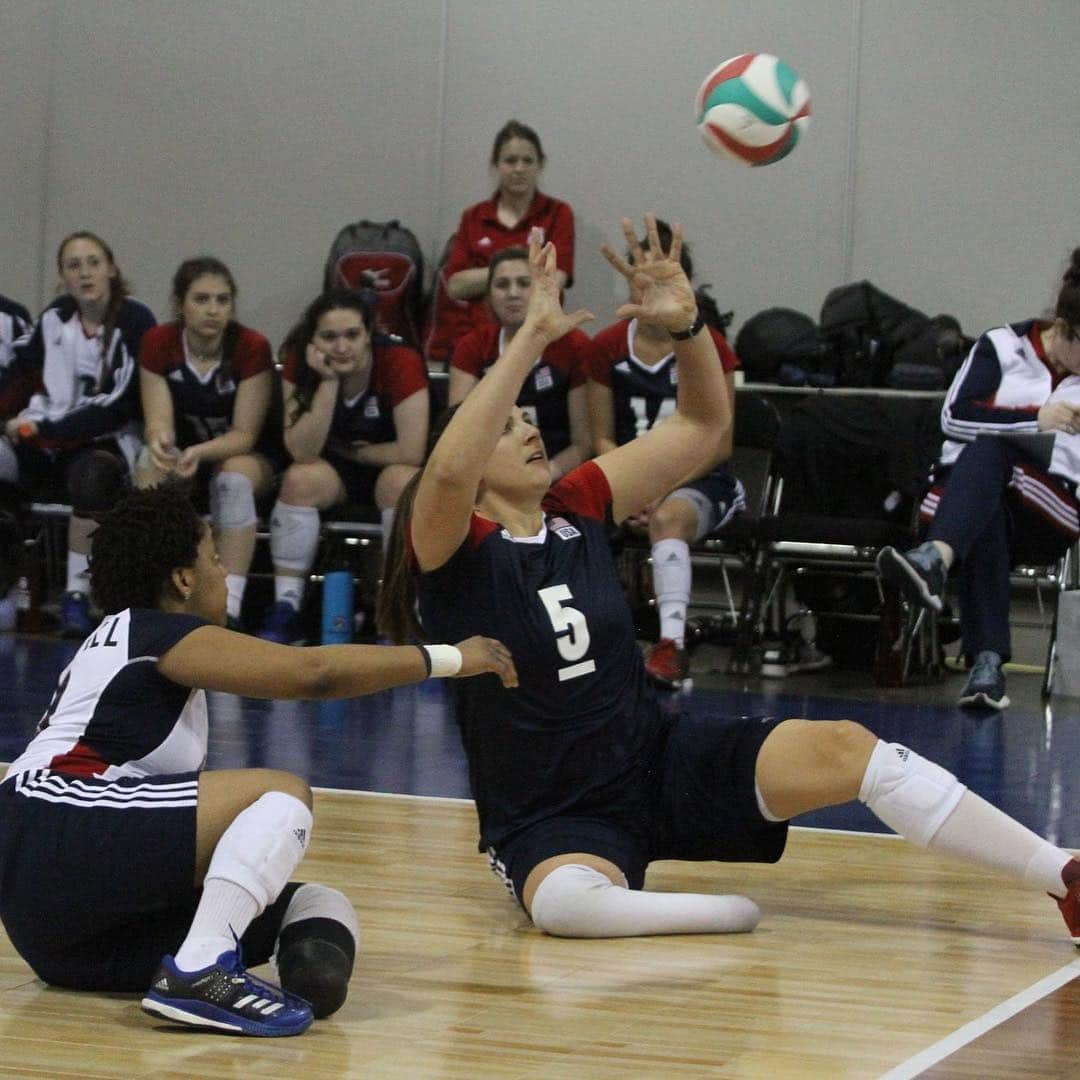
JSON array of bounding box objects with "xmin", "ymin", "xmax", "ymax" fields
[
  {"xmin": 324, "ymin": 220, "xmax": 426, "ymax": 348},
  {"xmin": 887, "ymin": 314, "xmax": 973, "ymax": 391},
  {"xmin": 819, "ymin": 281, "xmax": 930, "ymax": 387},
  {"xmin": 734, "ymin": 307, "xmax": 833, "ymax": 385}
]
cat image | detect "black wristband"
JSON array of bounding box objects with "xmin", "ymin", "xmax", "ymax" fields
[
  {"xmin": 669, "ymin": 312, "xmax": 705, "ymax": 340},
  {"xmin": 416, "ymin": 644, "xmax": 432, "ymax": 677}
]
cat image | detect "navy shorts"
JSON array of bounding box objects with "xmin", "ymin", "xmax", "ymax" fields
[
  {"xmin": 488, "ymin": 714, "xmax": 789, "ymax": 906},
  {"xmin": 670, "ymin": 466, "xmax": 747, "ymax": 541},
  {"xmin": 325, "ymin": 451, "xmax": 382, "ymax": 511},
  {"xmin": 0, "ymin": 771, "xmax": 298, "ymax": 992}
]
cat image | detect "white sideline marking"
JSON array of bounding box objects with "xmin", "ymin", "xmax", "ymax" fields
[{"xmin": 878, "ymin": 959, "xmax": 1080, "ymax": 1079}]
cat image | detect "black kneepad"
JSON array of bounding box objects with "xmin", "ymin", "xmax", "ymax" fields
[
  {"xmin": 67, "ymin": 450, "xmax": 128, "ymax": 520},
  {"xmin": 277, "ymin": 926, "xmax": 355, "ymax": 1019}
]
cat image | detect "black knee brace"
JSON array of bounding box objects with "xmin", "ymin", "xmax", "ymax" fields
[
  {"xmin": 67, "ymin": 450, "xmax": 129, "ymax": 520},
  {"xmin": 277, "ymin": 918, "xmax": 356, "ymax": 1019}
]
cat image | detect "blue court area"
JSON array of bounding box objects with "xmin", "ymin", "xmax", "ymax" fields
[{"xmin": 5, "ymin": 631, "xmax": 1079, "ymax": 849}]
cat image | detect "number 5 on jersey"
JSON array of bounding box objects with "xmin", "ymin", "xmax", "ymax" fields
[{"xmin": 538, "ymin": 585, "xmax": 596, "ymax": 682}]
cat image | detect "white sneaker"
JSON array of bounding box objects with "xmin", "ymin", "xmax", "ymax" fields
[{"xmin": 761, "ymin": 641, "xmax": 833, "ymax": 678}]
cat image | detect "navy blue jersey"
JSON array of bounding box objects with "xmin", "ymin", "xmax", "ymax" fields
[
  {"xmin": 451, "ymin": 325, "xmax": 590, "ymax": 456},
  {"xmin": 4, "ymin": 608, "xmax": 209, "ymax": 780},
  {"xmin": 412, "ymin": 462, "xmax": 664, "ymax": 851},
  {"xmin": 282, "ymin": 334, "xmax": 427, "ymax": 450},
  {"xmin": 139, "ymin": 322, "xmax": 273, "ymax": 448},
  {"xmin": 590, "ymin": 320, "xmax": 739, "ymax": 447}
]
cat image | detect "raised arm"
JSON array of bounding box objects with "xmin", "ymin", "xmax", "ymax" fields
[
  {"xmin": 593, "ymin": 216, "xmax": 732, "ymax": 523},
  {"xmin": 412, "ymin": 238, "xmax": 593, "ymax": 571}
]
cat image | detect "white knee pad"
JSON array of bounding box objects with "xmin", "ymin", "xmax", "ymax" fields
[
  {"xmin": 269, "ymin": 501, "xmax": 321, "ymax": 573},
  {"xmin": 0, "ymin": 438, "xmax": 20, "ymax": 483},
  {"xmin": 858, "ymin": 740, "xmax": 965, "ymax": 847},
  {"xmin": 210, "ymin": 470, "xmax": 257, "ymax": 530},
  {"xmin": 529, "ymin": 863, "xmax": 760, "ymax": 939},
  {"xmin": 205, "ymin": 791, "xmax": 312, "ymax": 909}
]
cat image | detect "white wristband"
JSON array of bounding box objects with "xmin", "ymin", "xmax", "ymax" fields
[{"xmin": 423, "ymin": 644, "xmax": 463, "ymax": 678}]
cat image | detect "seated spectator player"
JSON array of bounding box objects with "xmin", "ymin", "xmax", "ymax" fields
[
  {"xmin": 137, "ymin": 257, "xmax": 277, "ymax": 629},
  {"xmin": 449, "ymin": 246, "xmax": 591, "ymax": 482},
  {"xmin": 588, "ymin": 220, "xmax": 741, "ymax": 688},
  {"xmin": 259, "ymin": 289, "xmax": 428, "ymax": 644}
]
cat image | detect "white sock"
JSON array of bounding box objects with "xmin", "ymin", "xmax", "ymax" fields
[
  {"xmin": 652, "ymin": 538, "xmax": 691, "ymax": 646},
  {"xmin": 225, "ymin": 574, "xmax": 246, "ymax": 621},
  {"xmin": 270, "ymin": 501, "xmax": 320, "ymax": 576},
  {"xmin": 174, "ymin": 880, "xmax": 259, "ymax": 972},
  {"xmin": 275, "ymin": 575, "xmax": 304, "ymax": 610},
  {"xmin": 529, "ymin": 863, "xmax": 760, "ymax": 938},
  {"xmin": 174, "ymin": 791, "xmax": 312, "ymax": 971},
  {"xmin": 66, "ymin": 550, "xmax": 90, "ymax": 595},
  {"xmin": 930, "ymin": 789, "xmax": 1074, "ymax": 898}
]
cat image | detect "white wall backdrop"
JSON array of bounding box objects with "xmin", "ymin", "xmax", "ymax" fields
[{"xmin": 3, "ymin": 0, "xmax": 1078, "ymax": 349}]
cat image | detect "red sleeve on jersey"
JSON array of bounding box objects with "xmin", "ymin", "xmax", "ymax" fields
[
  {"xmin": 543, "ymin": 329, "xmax": 591, "ymax": 389},
  {"xmin": 231, "ymin": 327, "xmax": 273, "ymax": 380},
  {"xmin": 138, "ymin": 323, "xmax": 183, "ymax": 374},
  {"xmin": 546, "ymin": 201, "xmax": 575, "ymax": 282},
  {"xmin": 544, "ymin": 460, "xmax": 612, "ymax": 521},
  {"xmin": 280, "ymin": 346, "xmax": 300, "ymax": 385},
  {"xmin": 450, "ymin": 328, "xmax": 490, "ymax": 376},
  {"xmin": 585, "ymin": 323, "xmax": 628, "ymax": 386},
  {"xmin": 710, "ymin": 327, "xmax": 741, "ymax": 373},
  {"xmin": 445, "ymin": 205, "xmax": 484, "ymax": 276},
  {"xmin": 376, "ymin": 343, "xmax": 429, "ymax": 406}
]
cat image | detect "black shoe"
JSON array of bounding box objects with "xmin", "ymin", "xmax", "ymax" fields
[
  {"xmin": 877, "ymin": 542, "xmax": 946, "ymax": 612},
  {"xmin": 958, "ymin": 650, "xmax": 1009, "ymax": 710}
]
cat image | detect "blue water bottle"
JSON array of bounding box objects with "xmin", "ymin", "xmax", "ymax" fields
[{"xmin": 321, "ymin": 569, "xmax": 354, "ymax": 645}]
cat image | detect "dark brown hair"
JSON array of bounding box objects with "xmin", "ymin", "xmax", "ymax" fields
[
  {"xmin": 171, "ymin": 255, "xmax": 241, "ymax": 382},
  {"xmin": 486, "ymin": 245, "xmax": 530, "ymax": 293},
  {"xmin": 490, "ymin": 120, "xmax": 545, "ymax": 166},
  {"xmin": 1055, "ymin": 247, "xmax": 1080, "ymax": 339}
]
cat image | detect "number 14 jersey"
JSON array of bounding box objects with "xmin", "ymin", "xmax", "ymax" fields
[{"xmin": 412, "ymin": 461, "xmax": 662, "ymax": 851}]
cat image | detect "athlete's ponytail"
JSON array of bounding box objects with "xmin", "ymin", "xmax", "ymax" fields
[
  {"xmin": 376, "ymin": 468, "xmax": 425, "ymax": 644},
  {"xmin": 1055, "ymin": 247, "xmax": 1080, "ymax": 338}
]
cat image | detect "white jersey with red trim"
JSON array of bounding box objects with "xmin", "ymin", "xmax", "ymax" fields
[{"xmin": 4, "ymin": 609, "xmax": 209, "ymax": 781}]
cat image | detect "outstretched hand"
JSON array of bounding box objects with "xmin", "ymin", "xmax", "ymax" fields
[
  {"xmin": 454, "ymin": 635, "xmax": 519, "ymax": 688},
  {"xmin": 602, "ymin": 213, "xmax": 698, "ymax": 334},
  {"xmin": 520, "ymin": 234, "xmax": 594, "ymax": 345}
]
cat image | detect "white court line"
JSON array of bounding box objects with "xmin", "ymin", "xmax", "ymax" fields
[{"xmin": 878, "ymin": 959, "xmax": 1080, "ymax": 1080}]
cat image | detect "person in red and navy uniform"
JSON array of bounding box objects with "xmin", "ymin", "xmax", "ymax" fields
[
  {"xmin": 0, "ymin": 483, "xmax": 514, "ymax": 1035},
  {"xmin": 258, "ymin": 289, "xmax": 429, "ymax": 644},
  {"xmin": 138, "ymin": 257, "xmax": 279, "ymax": 630},
  {"xmin": 426, "ymin": 120, "xmax": 574, "ymax": 365},
  {"xmin": 588, "ymin": 220, "xmax": 742, "ymax": 688},
  {"xmin": 378, "ymin": 219, "xmax": 1080, "ymax": 948},
  {"xmin": 879, "ymin": 246, "xmax": 1080, "ymax": 711},
  {"xmin": 0, "ymin": 231, "xmax": 156, "ymax": 637},
  {"xmin": 449, "ymin": 246, "xmax": 591, "ymax": 482}
]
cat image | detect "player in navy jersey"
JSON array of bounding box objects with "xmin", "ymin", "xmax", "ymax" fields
[
  {"xmin": 258, "ymin": 289, "xmax": 429, "ymax": 644},
  {"xmin": 449, "ymin": 246, "xmax": 591, "ymax": 481},
  {"xmin": 880, "ymin": 247, "xmax": 1080, "ymax": 710},
  {"xmin": 138, "ymin": 257, "xmax": 279, "ymax": 629},
  {"xmin": 0, "ymin": 483, "xmax": 515, "ymax": 1036},
  {"xmin": 589, "ymin": 220, "xmax": 742, "ymax": 688},
  {"xmin": 0, "ymin": 231, "xmax": 155, "ymax": 638},
  {"xmin": 379, "ymin": 219, "xmax": 1080, "ymax": 944}
]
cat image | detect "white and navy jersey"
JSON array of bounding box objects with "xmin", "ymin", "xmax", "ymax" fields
[
  {"xmin": 4, "ymin": 609, "xmax": 209, "ymax": 781},
  {"xmin": 940, "ymin": 320, "xmax": 1080, "ymax": 488},
  {"xmin": 9, "ymin": 295, "xmax": 156, "ymax": 455},
  {"xmin": 589, "ymin": 319, "xmax": 739, "ymax": 447},
  {"xmin": 0, "ymin": 295, "xmax": 34, "ymax": 416},
  {"xmin": 411, "ymin": 461, "xmax": 663, "ymax": 851},
  {"xmin": 139, "ymin": 321, "xmax": 273, "ymax": 447}
]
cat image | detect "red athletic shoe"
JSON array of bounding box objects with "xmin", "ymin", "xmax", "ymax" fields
[
  {"xmin": 644, "ymin": 639, "xmax": 689, "ymax": 688},
  {"xmin": 1055, "ymin": 862, "xmax": 1080, "ymax": 945}
]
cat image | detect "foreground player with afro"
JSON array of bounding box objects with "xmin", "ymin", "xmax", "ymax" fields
[
  {"xmin": 0, "ymin": 484, "xmax": 516, "ymax": 1036},
  {"xmin": 380, "ymin": 218, "xmax": 1080, "ymax": 945}
]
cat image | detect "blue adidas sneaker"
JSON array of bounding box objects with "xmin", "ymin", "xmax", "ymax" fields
[
  {"xmin": 256, "ymin": 601, "xmax": 304, "ymax": 645},
  {"xmin": 142, "ymin": 947, "xmax": 314, "ymax": 1037}
]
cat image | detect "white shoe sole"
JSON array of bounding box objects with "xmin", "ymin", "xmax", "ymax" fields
[{"xmin": 877, "ymin": 547, "xmax": 944, "ymax": 613}]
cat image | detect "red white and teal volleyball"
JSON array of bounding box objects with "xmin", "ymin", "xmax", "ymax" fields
[{"xmin": 695, "ymin": 53, "xmax": 811, "ymax": 166}]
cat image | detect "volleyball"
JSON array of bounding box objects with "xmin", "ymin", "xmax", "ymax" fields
[{"xmin": 695, "ymin": 53, "xmax": 811, "ymax": 166}]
